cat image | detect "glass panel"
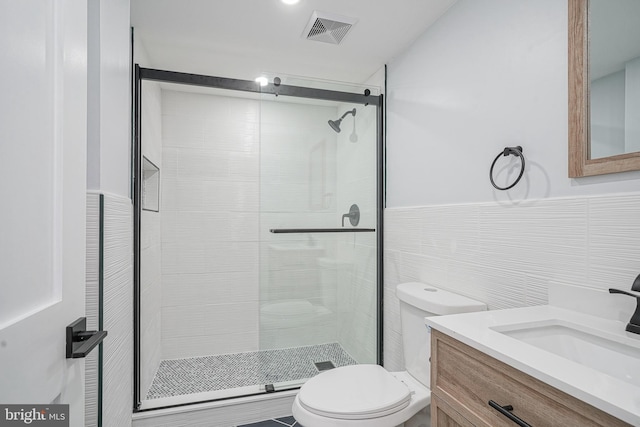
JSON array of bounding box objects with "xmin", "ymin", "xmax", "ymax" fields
[
  {"xmin": 138, "ymin": 79, "xmax": 164, "ymax": 408},
  {"xmin": 138, "ymin": 73, "xmax": 379, "ymax": 409},
  {"xmin": 259, "ymin": 86, "xmax": 378, "ymax": 389},
  {"xmin": 139, "ymin": 80, "xmax": 263, "ymax": 408}
]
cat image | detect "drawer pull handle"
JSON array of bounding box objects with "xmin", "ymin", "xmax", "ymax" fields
[{"xmin": 488, "ymin": 400, "xmax": 532, "ymax": 427}]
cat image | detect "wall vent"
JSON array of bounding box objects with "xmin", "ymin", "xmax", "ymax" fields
[{"xmin": 303, "ymin": 11, "xmax": 357, "ymax": 45}]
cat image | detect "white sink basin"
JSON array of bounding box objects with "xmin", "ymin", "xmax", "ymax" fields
[
  {"xmin": 492, "ymin": 320, "xmax": 640, "ymax": 387},
  {"xmin": 425, "ymin": 305, "xmax": 640, "ymax": 425}
]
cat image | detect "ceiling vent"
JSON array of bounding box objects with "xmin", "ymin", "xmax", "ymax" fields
[{"xmin": 303, "ymin": 11, "xmax": 357, "ymax": 45}]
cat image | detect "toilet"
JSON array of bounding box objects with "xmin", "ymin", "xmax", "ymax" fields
[{"xmin": 292, "ymin": 282, "xmax": 487, "ymax": 427}]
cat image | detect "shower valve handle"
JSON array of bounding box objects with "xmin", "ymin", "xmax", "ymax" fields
[
  {"xmin": 341, "ymin": 213, "xmax": 350, "ymax": 227},
  {"xmin": 342, "ymin": 204, "xmax": 360, "ymax": 227}
]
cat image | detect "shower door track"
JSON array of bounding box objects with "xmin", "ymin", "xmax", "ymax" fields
[
  {"xmin": 133, "ymin": 65, "xmax": 385, "ymax": 412},
  {"xmin": 138, "ymin": 68, "xmax": 381, "ymax": 106}
]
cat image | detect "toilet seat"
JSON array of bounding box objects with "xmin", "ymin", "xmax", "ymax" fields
[{"xmin": 297, "ymin": 365, "xmax": 412, "ymax": 420}]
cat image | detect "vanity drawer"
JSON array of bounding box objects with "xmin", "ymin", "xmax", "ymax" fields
[{"xmin": 431, "ymin": 329, "xmax": 630, "ymax": 427}]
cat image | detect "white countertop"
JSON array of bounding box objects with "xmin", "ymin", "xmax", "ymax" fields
[{"xmin": 425, "ymin": 305, "xmax": 640, "ymax": 426}]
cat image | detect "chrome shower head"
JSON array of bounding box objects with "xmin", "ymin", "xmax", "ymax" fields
[{"xmin": 328, "ymin": 108, "xmax": 356, "ymax": 133}]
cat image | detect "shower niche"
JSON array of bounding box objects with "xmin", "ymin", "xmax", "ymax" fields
[
  {"xmin": 141, "ymin": 156, "xmax": 159, "ymax": 212},
  {"xmin": 134, "ymin": 68, "xmax": 382, "ymax": 410}
]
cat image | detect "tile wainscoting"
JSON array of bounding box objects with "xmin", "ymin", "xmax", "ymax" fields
[
  {"xmin": 86, "ymin": 192, "xmax": 134, "ymax": 427},
  {"xmin": 383, "ymin": 192, "xmax": 640, "ymax": 371}
]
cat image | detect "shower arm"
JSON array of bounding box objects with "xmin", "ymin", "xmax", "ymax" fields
[{"xmin": 339, "ymin": 109, "xmax": 356, "ymax": 120}]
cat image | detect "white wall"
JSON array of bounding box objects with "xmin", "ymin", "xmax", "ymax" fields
[
  {"xmin": 85, "ymin": 1, "xmax": 133, "ymax": 426},
  {"xmin": 87, "ymin": 0, "xmax": 132, "ymax": 197},
  {"xmin": 384, "ymin": 0, "xmax": 640, "ymax": 372},
  {"xmin": 386, "ymin": 0, "xmax": 640, "ymax": 208}
]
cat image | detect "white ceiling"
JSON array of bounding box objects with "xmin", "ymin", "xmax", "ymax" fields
[{"xmin": 131, "ymin": 0, "xmax": 457, "ymax": 84}]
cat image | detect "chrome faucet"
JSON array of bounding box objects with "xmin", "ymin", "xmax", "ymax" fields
[{"xmin": 609, "ymin": 273, "xmax": 640, "ymax": 334}]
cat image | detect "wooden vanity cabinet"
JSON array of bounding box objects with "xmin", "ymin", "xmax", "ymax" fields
[
  {"xmin": 430, "ymin": 329, "xmax": 631, "ymax": 427},
  {"xmin": 432, "ymin": 394, "xmax": 477, "ymax": 427}
]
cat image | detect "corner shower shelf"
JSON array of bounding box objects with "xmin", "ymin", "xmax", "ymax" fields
[{"xmin": 269, "ymin": 228, "xmax": 375, "ymax": 234}]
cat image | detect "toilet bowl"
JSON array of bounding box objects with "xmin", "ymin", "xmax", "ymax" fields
[
  {"xmin": 292, "ymin": 282, "xmax": 486, "ymax": 427},
  {"xmin": 293, "ymin": 365, "xmax": 429, "ymax": 427}
]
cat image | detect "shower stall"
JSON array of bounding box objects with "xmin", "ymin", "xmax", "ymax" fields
[{"xmin": 133, "ymin": 67, "xmax": 383, "ymax": 410}]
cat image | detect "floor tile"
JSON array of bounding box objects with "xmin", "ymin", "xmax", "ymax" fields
[{"xmin": 147, "ymin": 342, "xmax": 355, "ymax": 399}]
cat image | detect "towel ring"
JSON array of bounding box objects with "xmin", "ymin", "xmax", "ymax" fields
[{"xmin": 489, "ymin": 146, "xmax": 525, "ymax": 191}]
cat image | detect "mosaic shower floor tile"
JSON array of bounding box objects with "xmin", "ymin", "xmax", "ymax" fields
[{"xmin": 146, "ymin": 342, "xmax": 356, "ymax": 399}]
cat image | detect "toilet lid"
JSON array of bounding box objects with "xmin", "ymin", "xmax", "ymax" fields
[{"xmin": 298, "ymin": 365, "xmax": 412, "ymax": 420}]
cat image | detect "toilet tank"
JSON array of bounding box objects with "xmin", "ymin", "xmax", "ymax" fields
[{"xmin": 396, "ymin": 282, "xmax": 486, "ymax": 387}]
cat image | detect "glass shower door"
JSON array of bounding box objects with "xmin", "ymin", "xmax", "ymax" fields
[
  {"xmin": 257, "ymin": 86, "xmax": 379, "ymax": 391},
  {"xmin": 134, "ymin": 67, "xmax": 381, "ymax": 409}
]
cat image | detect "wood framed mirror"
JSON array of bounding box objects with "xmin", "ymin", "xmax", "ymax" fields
[{"xmin": 568, "ymin": 0, "xmax": 640, "ymax": 177}]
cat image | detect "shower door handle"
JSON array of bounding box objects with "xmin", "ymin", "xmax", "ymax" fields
[{"xmin": 270, "ymin": 228, "xmax": 375, "ymax": 233}]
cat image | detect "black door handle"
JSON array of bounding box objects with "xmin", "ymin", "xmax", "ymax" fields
[
  {"xmin": 488, "ymin": 400, "xmax": 532, "ymax": 427},
  {"xmin": 66, "ymin": 317, "xmax": 108, "ymax": 358}
]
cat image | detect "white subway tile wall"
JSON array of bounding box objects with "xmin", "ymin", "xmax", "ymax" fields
[
  {"xmin": 383, "ymin": 192, "xmax": 640, "ymax": 372},
  {"xmin": 258, "ymin": 99, "xmax": 340, "ymax": 351},
  {"xmin": 160, "ymin": 90, "xmax": 261, "ymax": 360},
  {"xmin": 157, "ymin": 89, "xmax": 379, "ymax": 365}
]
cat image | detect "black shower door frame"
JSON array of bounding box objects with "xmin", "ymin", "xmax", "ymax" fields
[{"xmin": 132, "ymin": 65, "xmax": 384, "ymax": 411}]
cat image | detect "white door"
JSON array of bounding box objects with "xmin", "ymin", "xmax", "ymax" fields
[{"xmin": 0, "ymin": 0, "xmax": 88, "ymax": 425}]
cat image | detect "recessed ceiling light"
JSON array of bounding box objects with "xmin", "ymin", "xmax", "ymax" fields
[
  {"xmin": 255, "ymin": 76, "xmax": 268, "ymax": 87},
  {"xmin": 281, "ymin": 0, "xmax": 300, "ymax": 5}
]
